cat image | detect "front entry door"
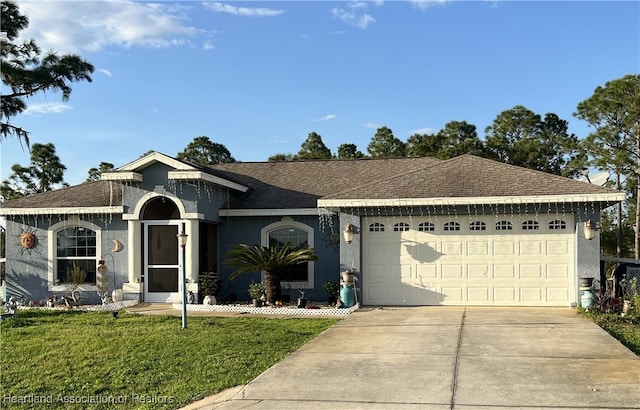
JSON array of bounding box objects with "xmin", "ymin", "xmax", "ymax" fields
[{"xmin": 144, "ymin": 222, "xmax": 181, "ymax": 302}]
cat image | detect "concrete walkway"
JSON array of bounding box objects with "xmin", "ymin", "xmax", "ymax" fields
[{"xmin": 179, "ymin": 306, "xmax": 640, "ymax": 410}]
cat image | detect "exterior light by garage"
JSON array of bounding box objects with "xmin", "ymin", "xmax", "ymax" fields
[
  {"xmin": 584, "ymin": 220, "xmax": 597, "ymax": 240},
  {"xmin": 343, "ymin": 224, "xmax": 355, "ymax": 244}
]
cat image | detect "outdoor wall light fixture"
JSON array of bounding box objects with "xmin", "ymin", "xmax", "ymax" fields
[
  {"xmin": 343, "ymin": 224, "xmax": 356, "ymax": 244},
  {"xmin": 584, "ymin": 220, "xmax": 597, "ymax": 240}
]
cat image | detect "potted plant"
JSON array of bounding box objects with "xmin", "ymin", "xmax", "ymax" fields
[
  {"xmin": 248, "ymin": 281, "xmax": 266, "ymax": 307},
  {"xmin": 323, "ymin": 280, "xmax": 340, "ymax": 305}
]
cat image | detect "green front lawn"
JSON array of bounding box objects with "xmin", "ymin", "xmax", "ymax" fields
[
  {"xmin": 582, "ymin": 311, "xmax": 640, "ymax": 356},
  {"xmin": 0, "ymin": 310, "xmax": 338, "ymax": 409}
]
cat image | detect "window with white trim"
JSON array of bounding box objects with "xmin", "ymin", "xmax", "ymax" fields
[
  {"xmin": 393, "ymin": 222, "xmax": 410, "ymax": 232},
  {"xmin": 549, "ymin": 220, "xmax": 567, "ymax": 230},
  {"xmin": 267, "ymin": 226, "xmax": 311, "ymax": 283},
  {"xmin": 469, "ymin": 221, "xmax": 486, "ymax": 231},
  {"xmin": 418, "ymin": 222, "xmax": 435, "ymax": 232},
  {"xmin": 56, "ymin": 227, "xmax": 97, "ymax": 284},
  {"xmin": 522, "ymin": 220, "xmax": 539, "ymax": 230},
  {"xmin": 444, "ymin": 221, "xmax": 460, "ymax": 231},
  {"xmin": 369, "ymin": 223, "xmax": 385, "ymax": 232},
  {"xmin": 496, "ymin": 221, "xmax": 513, "ymax": 231}
]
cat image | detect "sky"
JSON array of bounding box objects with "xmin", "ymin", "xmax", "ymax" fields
[{"xmin": 1, "ymin": 0, "xmax": 639, "ymax": 186}]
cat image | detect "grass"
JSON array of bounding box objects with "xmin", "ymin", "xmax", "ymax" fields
[
  {"xmin": 581, "ymin": 310, "xmax": 640, "ymax": 356},
  {"xmin": 0, "ymin": 309, "xmax": 339, "ymax": 410}
]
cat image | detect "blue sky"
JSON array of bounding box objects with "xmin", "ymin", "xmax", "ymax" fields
[{"xmin": 2, "ymin": 0, "xmax": 639, "ymax": 186}]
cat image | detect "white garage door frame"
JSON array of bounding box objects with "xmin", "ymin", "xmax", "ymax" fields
[{"xmin": 362, "ymin": 214, "xmax": 576, "ymax": 307}]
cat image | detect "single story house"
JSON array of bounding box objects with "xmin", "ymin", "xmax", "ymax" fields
[{"xmin": 0, "ymin": 151, "xmax": 624, "ymax": 307}]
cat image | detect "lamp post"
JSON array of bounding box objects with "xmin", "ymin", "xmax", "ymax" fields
[{"xmin": 177, "ymin": 228, "xmax": 188, "ymax": 329}]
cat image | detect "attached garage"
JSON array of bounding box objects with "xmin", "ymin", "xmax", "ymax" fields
[{"xmin": 362, "ymin": 215, "xmax": 576, "ymax": 307}]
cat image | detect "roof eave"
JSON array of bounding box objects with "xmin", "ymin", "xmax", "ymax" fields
[{"xmin": 0, "ymin": 206, "xmax": 124, "ymax": 217}]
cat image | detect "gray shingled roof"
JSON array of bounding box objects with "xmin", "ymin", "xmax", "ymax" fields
[
  {"xmin": 0, "ymin": 155, "xmax": 621, "ymax": 211},
  {"xmin": 322, "ymin": 154, "xmax": 621, "ymax": 200},
  {"xmin": 0, "ymin": 181, "xmax": 122, "ymax": 209},
  {"xmin": 207, "ymin": 157, "xmax": 442, "ymax": 209}
]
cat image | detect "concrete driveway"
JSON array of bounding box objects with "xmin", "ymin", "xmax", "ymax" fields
[{"xmin": 183, "ymin": 307, "xmax": 640, "ymax": 410}]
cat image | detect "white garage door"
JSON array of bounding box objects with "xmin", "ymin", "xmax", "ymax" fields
[{"xmin": 362, "ymin": 215, "xmax": 576, "ymax": 307}]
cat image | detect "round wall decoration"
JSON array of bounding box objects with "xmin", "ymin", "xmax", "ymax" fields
[{"xmin": 20, "ymin": 232, "xmax": 36, "ymax": 249}]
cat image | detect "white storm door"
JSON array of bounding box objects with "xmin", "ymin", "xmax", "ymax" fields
[{"xmin": 144, "ymin": 222, "xmax": 182, "ymax": 303}]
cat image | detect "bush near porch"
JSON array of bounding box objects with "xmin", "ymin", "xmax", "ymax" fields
[
  {"xmin": 0, "ymin": 310, "xmax": 338, "ymax": 409},
  {"xmin": 582, "ymin": 311, "xmax": 640, "ymax": 356}
]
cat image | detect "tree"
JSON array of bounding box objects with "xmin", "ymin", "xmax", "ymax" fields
[
  {"xmin": 86, "ymin": 162, "xmax": 114, "ymax": 182},
  {"xmin": 575, "ymin": 74, "xmax": 640, "ymax": 257},
  {"xmin": 0, "ymin": 142, "xmax": 66, "ymax": 200},
  {"xmin": 485, "ymin": 106, "xmax": 582, "ymax": 177},
  {"xmin": 367, "ymin": 126, "xmax": 406, "ymax": 158},
  {"xmin": 223, "ymin": 243, "xmax": 318, "ymax": 304},
  {"xmin": 1, "ymin": 0, "xmax": 94, "ymax": 145},
  {"xmin": 296, "ymin": 132, "xmax": 332, "ymax": 160},
  {"xmin": 176, "ymin": 136, "xmax": 236, "ymax": 166},
  {"xmin": 337, "ymin": 143, "xmax": 364, "ymax": 159},
  {"xmin": 268, "ymin": 153, "xmax": 295, "ymax": 162},
  {"xmin": 407, "ymin": 121, "xmax": 485, "ymax": 159}
]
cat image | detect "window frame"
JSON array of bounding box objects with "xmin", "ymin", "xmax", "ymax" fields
[
  {"xmin": 261, "ymin": 219, "xmax": 315, "ymax": 289},
  {"xmin": 48, "ymin": 219, "xmax": 102, "ymax": 291}
]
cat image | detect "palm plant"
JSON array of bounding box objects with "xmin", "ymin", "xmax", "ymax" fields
[{"xmin": 224, "ymin": 243, "xmax": 318, "ymax": 304}]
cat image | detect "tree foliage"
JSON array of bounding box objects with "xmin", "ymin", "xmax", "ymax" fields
[
  {"xmin": 86, "ymin": 162, "xmax": 114, "ymax": 182},
  {"xmin": 0, "ymin": 142, "xmax": 66, "ymax": 200},
  {"xmin": 0, "ymin": 0, "xmax": 94, "ymax": 145},
  {"xmin": 223, "ymin": 243, "xmax": 318, "ymax": 304},
  {"xmin": 575, "ymin": 74, "xmax": 640, "ymax": 257},
  {"xmin": 367, "ymin": 126, "xmax": 406, "ymax": 158},
  {"xmin": 336, "ymin": 143, "xmax": 364, "ymax": 159},
  {"xmin": 177, "ymin": 136, "xmax": 236, "ymax": 166},
  {"xmin": 268, "ymin": 153, "xmax": 295, "ymax": 162},
  {"xmin": 296, "ymin": 132, "xmax": 332, "ymax": 160},
  {"xmin": 485, "ymin": 105, "xmax": 583, "ymax": 177},
  {"xmin": 407, "ymin": 121, "xmax": 485, "ymax": 159}
]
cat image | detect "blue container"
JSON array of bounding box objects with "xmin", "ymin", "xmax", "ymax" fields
[{"xmin": 340, "ymin": 284, "xmax": 355, "ymax": 308}]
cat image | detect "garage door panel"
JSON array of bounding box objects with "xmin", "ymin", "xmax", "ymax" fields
[
  {"xmin": 441, "ymin": 286, "xmax": 464, "ymax": 303},
  {"xmin": 494, "ymin": 264, "xmax": 516, "ymax": 279},
  {"xmin": 521, "ymin": 288, "xmax": 543, "ymax": 302},
  {"xmin": 416, "ymin": 264, "xmax": 437, "ymax": 279},
  {"xmin": 494, "ymin": 287, "xmax": 516, "ymax": 303},
  {"xmin": 547, "ymin": 287, "xmax": 569, "ymax": 303},
  {"xmin": 520, "ymin": 241, "xmax": 543, "ymax": 256},
  {"xmin": 467, "ymin": 242, "xmax": 489, "ymax": 256},
  {"xmin": 494, "ymin": 241, "xmax": 515, "ymax": 255},
  {"xmin": 468, "ymin": 287, "xmax": 490, "ymax": 303},
  {"xmin": 442, "ymin": 241, "xmax": 463, "ymax": 255},
  {"xmin": 442, "ymin": 264, "xmax": 463, "ymax": 279},
  {"xmin": 547, "ymin": 240, "xmax": 570, "ymax": 255},
  {"xmin": 520, "ymin": 264, "xmax": 543, "ymax": 279},
  {"xmin": 468, "ymin": 264, "xmax": 489, "ymax": 279},
  {"xmin": 547, "ymin": 264, "xmax": 569, "ymax": 278}
]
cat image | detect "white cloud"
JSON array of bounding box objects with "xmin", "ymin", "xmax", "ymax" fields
[
  {"xmin": 330, "ymin": 6, "xmax": 376, "ymax": 29},
  {"xmin": 410, "ymin": 0, "xmax": 449, "ymax": 11},
  {"xmin": 317, "ymin": 114, "xmax": 337, "ymax": 121},
  {"xmin": 363, "ymin": 122, "xmax": 381, "ymax": 129},
  {"xmin": 24, "ymin": 102, "xmax": 72, "ymax": 115},
  {"xmin": 408, "ymin": 127, "xmax": 436, "ymax": 135},
  {"xmin": 98, "ymin": 69, "xmax": 112, "ymax": 77},
  {"xmin": 204, "ymin": 2, "xmax": 285, "ymax": 17},
  {"xmin": 16, "ymin": 0, "xmax": 199, "ymax": 53}
]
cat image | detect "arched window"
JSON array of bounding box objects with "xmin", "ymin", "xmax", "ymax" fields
[
  {"xmin": 496, "ymin": 221, "xmax": 513, "ymax": 231},
  {"xmin": 56, "ymin": 226, "xmax": 98, "ymax": 284},
  {"xmin": 369, "ymin": 223, "xmax": 385, "ymax": 232},
  {"xmin": 470, "ymin": 221, "xmax": 486, "ymax": 231},
  {"xmin": 418, "ymin": 222, "xmax": 435, "ymax": 232},
  {"xmin": 444, "ymin": 221, "xmax": 460, "ymax": 232},
  {"xmin": 262, "ymin": 220, "xmax": 314, "ymax": 288},
  {"xmin": 522, "ymin": 220, "xmax": 539, "ymax": 230},
  {"xmin": 549, "ymin": 220, "xmax": 567, "ymax": 230},
  {"xmin": 394, "ymin": 222, "xmax": 410, "ymax": 232}
]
